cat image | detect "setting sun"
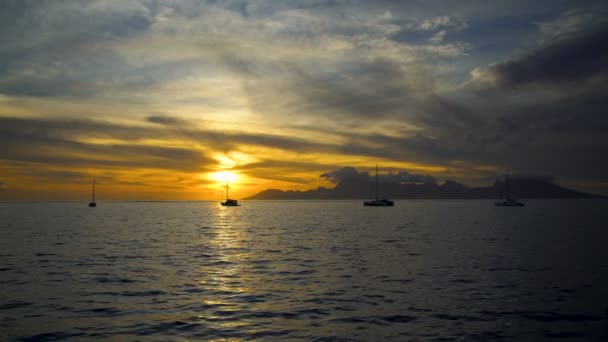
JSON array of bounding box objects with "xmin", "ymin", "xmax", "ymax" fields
[
  {"xmin": 2, "ymin": 2, "xmax": 607, "ymax": 341},
  {"xmin": 211, "ymin": 171, "xmax": 238, "ymax": 183}
]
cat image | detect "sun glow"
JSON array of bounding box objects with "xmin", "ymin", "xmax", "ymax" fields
[{"xmin": 211, "ymin": 171, "xmax": 238, "ymax": 183}]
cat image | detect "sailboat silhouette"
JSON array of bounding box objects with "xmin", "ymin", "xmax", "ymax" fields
[
  {"xmin": 364, "ymin": 165, "xmax": 394, "ymax": 206},
  {"xmin": 221, "ymin": 180, "xmax": 240, "ymax": 206},
  {"xmin": 88, "ymin": 178, "xmax": 96, "ymax": 207},
  {"xmin": 495, "ymin": 170, "xmax": 524, "ymax": 206}
]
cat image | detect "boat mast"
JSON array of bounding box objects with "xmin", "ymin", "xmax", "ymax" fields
[
  {"xmin": 505, "ymin": 169, "xmax": 509, "ymax": 200},
  {"xmin": 225, "ymin": 180, "xmax": 229, "ymax": 200},
  {"xmin": 375, "ymin": 164, "xmax": 378, "ymax": 200},
  {"xmin": 92, "ymin": 178, "xmax": 96, "ymax": 202}
]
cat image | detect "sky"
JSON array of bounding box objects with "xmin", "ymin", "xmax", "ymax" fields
[{"xmin": 1, "ymin": 0, "xmax": 607, "ymax": 200}]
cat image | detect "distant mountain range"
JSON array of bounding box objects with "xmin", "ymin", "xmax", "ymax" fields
[{"xmin": 244, "ymin": 178, "xmax": 604, "ymax": 200}]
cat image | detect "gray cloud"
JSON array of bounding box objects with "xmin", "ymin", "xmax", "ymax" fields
[
  {"xmin": 1, "ymin": 1, "xmax": 607, "ymax": 195},
  {"xmin": 476, "ymin": 13, "xmax": 608, "ymax": 86},
  {"xmin": 321, "ymin": 167, "xmax": 370, "ymax": 184},
  {"xmin": 381, "ymin": 171, "xmax": 436, "ymax": 184},
  {"xmin": 10, "ymin": 168, "xmax": 91, "ymax": 183},
  {"xmin": 320, "ymin": 166, "xmax": 435, "ymax": 185},
  {"xmin": 0, "ymin": 117, "xmax": 211, "ymax": 172},
  {"xmin": 0, "ymin": 116, "xmax": 343, "ymax": 171},
  {"xmin": 509, "ymin": 173, "xmax": 554, "ymax": 183},
  {"xmin": 0, "ymin": 1, "xmax": 155, "ymax": 97},
  {"xmin": 239, "ymin": 159, "xmax": 338, "ymax": 173},
  {"xmin": 146, "ymin": 115, "xmax": 185, "ymax": 126}
]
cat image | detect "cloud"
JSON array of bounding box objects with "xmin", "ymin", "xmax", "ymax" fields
[
  {"xmin": 509, "ymin": 173, "xmax": 554, "ymax": 183},
  {"xmin": 472, "ymin": 12, "xmax": 608, "ymax": 86},
  {"xmin": 381, "ymin": 171, "xmax": 436, "ymax": 184},
  {"xmin": 320, "ymin": 166, "xmax": 435, "ymax": 185},
  {"xmin": 415, "ymin": 16, "xmax": 468, "ymax": 32},
  {"xmin": 241, "ymin": 58, "xmax": 428, "ymax": 121},
  {"xmin": 537, "ymin": 11, "xmax": 597, "ymax": 43},
  {"xmin": 0, "ymin": 116, "xmax": 345, "ymax": 173},
  {"xmin": 0, "ymin": 1, "xmax": 154, "ymax": 97},
  {"xmin": 1, "ymin": 1, "xmax": 470, "ymax": 113},
  {"xmin": 0, "ymin": 2, "xmax": 607, "ymax": 197},
  {"xmin": 0, "ymin": 117, "xmax": 211, "ymax": 172},
  {"xmin": 9, "ymin": 169, "xmax": 90, "ymax": 183},
  {"xmin": 146, "ymin": 115, "xmax": 185, "ymax": 126},
  {"xmin": 320, "ymin": 167, "xmax": 370, "ymax": 184}
]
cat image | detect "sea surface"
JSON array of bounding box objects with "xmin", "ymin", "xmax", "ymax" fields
[{"xmin": 1, "ymin": 200, "xmax": 607, "ymax": 341}]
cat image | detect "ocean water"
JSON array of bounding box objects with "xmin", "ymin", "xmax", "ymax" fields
[{"xmin": 1, "ymin": 200, "xmax": 607, "ymax": 341}]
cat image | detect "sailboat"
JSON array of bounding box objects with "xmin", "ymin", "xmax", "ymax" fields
[
  {"xmin": 221, "ymin": 180, "xmax": 240, "ymax": 206},
  {"xmin": 364, "ymin": 165, "xmax": 394, "ymax": 206},
  {"xmin": 88, "ymin": 178, "xmax": 96, "ymax": 207},
  {"xmin": 495, "ymin": 170, "xmax": 524, "ymax": 206}
]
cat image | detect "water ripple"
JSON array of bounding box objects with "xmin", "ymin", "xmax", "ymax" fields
[{"xmin": 1, "ymin": 201, "xmax": 607, "ymax": 341}]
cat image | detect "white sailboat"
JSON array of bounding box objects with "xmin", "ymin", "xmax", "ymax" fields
[{"xmin": 364, "ymin": 165, "xmax": 394, "ymax": 206}]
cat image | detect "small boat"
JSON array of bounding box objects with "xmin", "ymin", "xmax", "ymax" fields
[
  {"xmin": 364, "ymin": 198, "xmax": 395, "ymax": 206},
  {"xmin": 88, "ymin": 178, "xmax": 96, "ymax": 207},
  {"xmin": 495, "ymin": 170, "xmax": 524, "ymax": 206},
  {"xmin": 495, "ymin": 198, "xmax": 524, "ymax": 206},
  {"xmin": 221, "ymin": 198, "xmax": 239, "ymax": 206},
  {"xmin": 221, "ymin": 180, "xmax": 240, "ymax": 206},
  {"xmin": 364, "ymin": 165, "xmax": 394, "ymax": 206}
]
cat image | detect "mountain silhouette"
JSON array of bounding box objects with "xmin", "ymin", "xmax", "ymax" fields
[{"xmin": 244, "ymin": 177, "xmax": 604, "ymax": 200}]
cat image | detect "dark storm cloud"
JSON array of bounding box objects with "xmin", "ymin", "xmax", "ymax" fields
[
  {"xmin": 380, "ymin": 170, "xmax": 436, "ymax": 184},
  {"xmin": 359, "ymin": 12, "xmax": 608, "ymax": 189},
  {"xmin": 470, "ymin": 39, "xmax": 608, "ymax": 152},
  {"xmin": 1, "ymin": 1, "xmax": 607, "ymax": 195},
  {"xmin": 335, "ymin": 132, "xmax": 467, "ymax": 166},
  {"xmin": 492, "ymin": 87, "xmax": 608, "ymax": 141},
  {"xmin": 318, "ymin": 64, "xmax": 608, "ymax": 184},
  {"xmin": 320, "ymin": 166, "xmax": 435, "ymax": 184},
  {"xmin": 484, "ymin": 18, "xmax": 608, "ymax": 86},
  {"xmin": 510, "ymin": 173, "xmax": 554, "ymax": 182},
  {"xmin": 320, "ymin": 167, "xmax": 370, "ymax": 184}
]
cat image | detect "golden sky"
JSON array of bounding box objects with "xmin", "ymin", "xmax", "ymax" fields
[{"xmin": 1, "ymin": 1, "xmax": 607, "ymax": 200}]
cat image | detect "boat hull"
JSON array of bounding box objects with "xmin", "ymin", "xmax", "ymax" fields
[
  {"xmin": 88, "ymin": 202, "xmax": 96, "ymax": 207},
  {"xmin": 364, "ymin": 200, "xmax": 394, "ymax": 206},
  {"xmin": 363, "ymin": 165, "xmax": 395, "ymax": 206},
  {"xmin": 494, "ymin": 201, "xmax": 524, "ymax": 206},
  {"xmin": 221, "ymin": 199, "xmax": 240, "ymax": 206}
]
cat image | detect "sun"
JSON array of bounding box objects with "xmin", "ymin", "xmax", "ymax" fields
[{"xmin": 211, "ymin": 171, "xmax": 238, "ymax": 183}]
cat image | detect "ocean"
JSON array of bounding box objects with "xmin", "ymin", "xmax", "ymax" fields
[{"xmin": 1, "ymin": 200, "xmax": 607, "ymax": 341}]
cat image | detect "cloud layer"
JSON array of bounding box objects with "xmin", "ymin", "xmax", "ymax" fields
[{"xmin": 1, "ymin": 1, "xmax": 607, "ymax": 198}]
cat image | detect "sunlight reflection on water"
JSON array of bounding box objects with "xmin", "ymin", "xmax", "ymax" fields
[{"xmin": 1, "ymin": 200, "xmax": 607, "ymax": 340}]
